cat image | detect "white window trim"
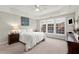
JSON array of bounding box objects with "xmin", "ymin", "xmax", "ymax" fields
[{"xmin": 40, "ymin": 17, "xmax": 66, "ymax": 35}]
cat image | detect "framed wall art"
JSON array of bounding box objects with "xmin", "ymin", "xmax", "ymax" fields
[{"xmin": 21, "ymin": 16, "xmax": 29, "ymax": 26}]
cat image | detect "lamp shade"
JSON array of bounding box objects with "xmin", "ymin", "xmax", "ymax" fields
[{"xmin": 11, "ymin": 24, "xmax": 19, "ymax": 33}]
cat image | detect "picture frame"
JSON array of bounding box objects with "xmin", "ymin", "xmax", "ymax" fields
[{"xmin": 21, "ymin": 16, "xmax": 29, "ymax": 26}]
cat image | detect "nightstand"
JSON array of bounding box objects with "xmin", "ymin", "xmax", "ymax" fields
[{"xmin": 8, "ymin": 33, "xmax": 19, "ymax": 45}]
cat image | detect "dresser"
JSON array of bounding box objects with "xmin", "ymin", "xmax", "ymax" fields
[
  {"xmin": 67, "ymin": 32, "xmax": 79, "ymax": 54},
  {"xmin": 8, "ymin": 33, "xmax": 19, "ymax": 45},
  {"xmin": 67, "ymin": 41, "xmax": 79, "ymax": 54}
]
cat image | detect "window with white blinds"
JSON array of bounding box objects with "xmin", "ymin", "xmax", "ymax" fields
[
  {"xmin": 48, "ymin": 24, "xmax": 54, "ymax": 33},
  {"xmin": 56, "ymin": 22, "xmax": 65, "ymax": 34},
  {"xmin": 40, "ymin": 17, "xmax": 66, "ymax": 34},
  {"xmin": 41, "ymin": 24, "xmax": 46, "ymax": 33}
]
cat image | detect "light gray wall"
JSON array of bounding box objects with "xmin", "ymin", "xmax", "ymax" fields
[
  {"xmin": 0, "ymin": 12, "xmax": 20, "ymax": 45},
  {"xmin": 75, "ymin": 8, "xmax": 79, "ymax": 28},
  {"xmin": 0, "ymin": 20, "xmax": 11, "ymax": 45},
  {"xmin": 36, "ymin": 20, "xmax": 40, "ymax": 31},
  {"xmin": 66, "ymin": 14, "xmax": 75, "ymax": 32},
  {"xmin": 0, "ymin": 12, "xmax": 37, "ymax": 45}
]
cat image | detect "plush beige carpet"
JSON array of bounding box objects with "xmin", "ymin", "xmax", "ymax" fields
[
  {"xmin": 0, "ymin": 42, "xmax": 25, "ymax": 54},
  {"xmin": 26, "ymin": 38, "xmax": 68, "ymax": 54},
  {"xmin": 0, "ymin": 38, "xmax": 68, "ymax": 54}
]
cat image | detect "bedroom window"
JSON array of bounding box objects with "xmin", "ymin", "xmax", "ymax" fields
[
  {"xmin": 56, "ymin": 22, "xmax": 65, "ymax": 34},
  {"xmin": 41, "ymin": 24, "xmax": 46, "ymax": 32},
  {"xmin": 48, "ymin": 24, "xmax": 54, "ymax": 33}
]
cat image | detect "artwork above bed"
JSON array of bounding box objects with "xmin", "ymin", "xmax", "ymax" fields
[{"xmin": 21, "ymin": 16, "xmax": 29, "ymax": 26}]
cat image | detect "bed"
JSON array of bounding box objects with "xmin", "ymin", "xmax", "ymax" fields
[{"xmin": 19, "ymin": 30, "xmax": 46, "ymax": 51}]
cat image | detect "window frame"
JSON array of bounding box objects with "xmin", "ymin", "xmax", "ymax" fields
[
  {"xmin": 41, "ymin": 24, "xmax": 46, "ymax": 33},
  {"xmin": 56, "ymin": 22, "xmax": 65, "ymax": 34},
  {"xmin": 48, "ymin": 24, "xmax": 54, "ymax": 33}
]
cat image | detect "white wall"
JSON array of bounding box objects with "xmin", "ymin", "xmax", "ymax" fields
[
  {"xmin": 75, "ymin": 8, "xmax": 79, "ymax": 28},
  {"xmin": 66, "ymin": 14, "xmax": 75, "ymax": 32},
  {"xmin": 36, "ymin": 20, "xmax": 40, "ymax": 31},
  {"xmin": 0, "ymin": 20, "xmax": 11, "ymax": 45},
  {"xmin": 0, "ymin": 12, "xmax": 37, "ymax": 45},
  {"xmin": 0, "ymin": 12, "xmax": 21, "ymax": 45}
]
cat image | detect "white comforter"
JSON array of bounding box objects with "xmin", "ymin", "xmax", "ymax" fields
[{"xmin": 19, "ymin": 32, "xmax": 45, "ymax": 50}]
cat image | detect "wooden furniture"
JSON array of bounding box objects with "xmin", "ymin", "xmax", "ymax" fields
[
  {"xmin": 8, "ymin": 33, "xmax": 19, "ymax": 45},
  {"xmin": 67, "ymin": 41, "xmax": 79, "ymax": 54}
]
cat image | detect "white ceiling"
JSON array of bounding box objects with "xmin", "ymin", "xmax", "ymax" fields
[{"xmin": 0, "ymin": 5, "xmax": 78, "ymax": 20}]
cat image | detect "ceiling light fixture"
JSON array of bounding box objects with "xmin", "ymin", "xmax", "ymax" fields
[
  {"xmin": 35, "ymin": 5, "xmax": 40, "ymax": 11},
  {"xmin": 35, "ymin": 8, "xmax": 39, "ymax": 11}
]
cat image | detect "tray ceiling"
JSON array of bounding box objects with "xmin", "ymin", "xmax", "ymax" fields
[{"xmin": 0, "ymin": 5, "xmax": 78, "ymax": 20}]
